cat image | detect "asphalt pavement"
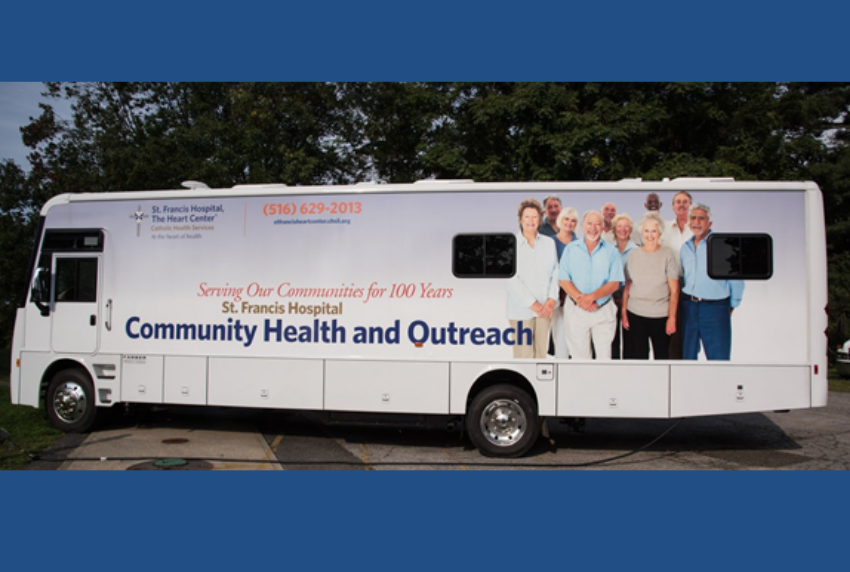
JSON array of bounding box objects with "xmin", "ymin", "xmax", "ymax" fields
[{"xmin": 18, "ymin": 390, "xmax": 850, "ymax": 470}]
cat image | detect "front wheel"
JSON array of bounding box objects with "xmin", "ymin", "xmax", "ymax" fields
[
  {"xmin": 466, "ymin": 384, "xmax": 540, "ymax": 458},
  {"xmin": 46, "ymin": 369, "xmax": 98, "ymax": 433}
]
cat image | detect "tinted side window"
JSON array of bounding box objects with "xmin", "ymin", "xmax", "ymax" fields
[
  {"xmin": 55, "ymin": 258, "xmax": 98, "ymax": 302},
  {"xmin": 43, "ymin": 230, "xmax": 104, "ymax": 252},
  {"xmin": 708, "ymin": 233, "xmax": 773, "ymax": 280},
  {"xmin": 453, "ymin": 234, "xmax": 516, "ymax": 278}
]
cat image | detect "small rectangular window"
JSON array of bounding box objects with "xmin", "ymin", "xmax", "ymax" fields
[
  {"xmin": 43, "ymin": 230, "xmax": 104, "ymax": 252},
  {"xmin": 708, "ymin": 233, "xmax": 773, "ymax": 280},
  {"xmin": 55, "ymin": 258, "xmax": 98, "ymax": 302},
  {"xmin": 453, "ymin": 234, "xmax": 516, "ymax": 278}
]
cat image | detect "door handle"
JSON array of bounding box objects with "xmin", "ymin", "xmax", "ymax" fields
[{"xmin": 105, "ymin": 299, "xmax": 113, "ymax": 331}]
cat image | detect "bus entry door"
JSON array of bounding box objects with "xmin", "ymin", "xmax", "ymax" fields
[{"xmin": 51, "ymin": 254, "xmax": 102, "ymax": 354}]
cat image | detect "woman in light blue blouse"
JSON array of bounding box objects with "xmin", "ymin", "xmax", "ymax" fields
[{"xmin": 506, "ymin": 199, "xmax": 560, "ymax": 358}]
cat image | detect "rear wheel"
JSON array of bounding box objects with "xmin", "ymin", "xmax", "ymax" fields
[
  {"xmin": 466, "ymin": 384, "xmax": 539, "ymax": 458},
  {"xmin": 46, "ymin": 369, "xmax": 98, "ymax": 433}
]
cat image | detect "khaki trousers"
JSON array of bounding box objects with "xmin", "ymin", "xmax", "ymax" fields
[{"xmin": 510, "ymin": 318, "xmax": 552, "ymax": 359}]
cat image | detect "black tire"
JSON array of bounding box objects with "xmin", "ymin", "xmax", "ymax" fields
[
  {"xmin": 46, "ymin": 369, "xmax": 98, "ymax": 433},
  {"xmin": 466, "ymin": 384, "xmax": 540, "ymax": 458}
]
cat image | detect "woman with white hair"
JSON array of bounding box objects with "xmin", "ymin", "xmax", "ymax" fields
[
  {"xmin": 621, "ymin": 212, "xmax": 680, "ymax": 359},
  {"xmin": 551, "ymin": 207, "xmax": 579, "ymax": 358},
  {"xmin": 611, "ymin": 213, "xmax": 637, "ymax": 359}
]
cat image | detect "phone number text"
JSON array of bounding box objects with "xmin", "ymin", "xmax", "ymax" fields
[{"xmin": 263, "ymin": 201, "xmax": 363, "ymax": 216}]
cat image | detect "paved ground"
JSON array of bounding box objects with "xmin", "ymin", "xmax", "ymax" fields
[
  {"xmin": 27, "ymin": 407, "xmax": 282, "ymax": 470},
  {"xmin": 22, "ymin": 390, "xmax": 850, "ymax": 470}
]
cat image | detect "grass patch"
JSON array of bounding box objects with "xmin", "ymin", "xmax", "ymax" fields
[
  {"xmin": 828, "ymin": 366, "xmax": 850, "ymax": 393},
  {"xmin": 0, "ymin": 380, "xmax": 63, "ymax": 470}
]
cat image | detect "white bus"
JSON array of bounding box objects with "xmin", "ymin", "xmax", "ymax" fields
[{"xmin": 8, "ymin": 178, "xmax": 828, "ymax": 457}]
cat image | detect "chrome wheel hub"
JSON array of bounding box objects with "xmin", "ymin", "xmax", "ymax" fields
[
  {"xmin": 480, "ymin": 399, "xmax": 526, "ymax": 447},
  {"xmin": 53, "ymin": 382, "xmax": 88, "ymax": 423}
]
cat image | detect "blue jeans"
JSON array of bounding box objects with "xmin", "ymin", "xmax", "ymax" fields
[{"xmin": 681, "ymin": 297, "xmax": 732, "ymax": 360}]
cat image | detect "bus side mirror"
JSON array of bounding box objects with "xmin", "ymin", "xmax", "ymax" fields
[{"xmin": 31, "ymin": 268, "xmax": 51, "ymax": 317}]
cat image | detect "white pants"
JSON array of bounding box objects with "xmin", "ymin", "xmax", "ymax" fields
[
  {"xmin": 551, "ymin": 305, "xmax": 571, "ymax": 359},
  {"xmin": 564, "ymin": 298, "xmax": 617, "ymax": 360}
]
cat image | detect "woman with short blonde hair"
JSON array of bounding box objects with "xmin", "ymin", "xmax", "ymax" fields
[{"xmin": 506, "ymin": 199, "xmax": 560, "ymax": 358}]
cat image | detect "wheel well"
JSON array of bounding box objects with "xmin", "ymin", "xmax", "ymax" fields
[
  {"xmin": 39, "ymin": 359, "xmax": 91, "ymax": 405},
  {"xmin": 466, "ymin": 369, "xmax": 538, "ymax": 411}
]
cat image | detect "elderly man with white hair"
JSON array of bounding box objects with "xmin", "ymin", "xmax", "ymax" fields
[{"xmin": 559, "ymin": 210, "xmax": 625, "ymax": 360}]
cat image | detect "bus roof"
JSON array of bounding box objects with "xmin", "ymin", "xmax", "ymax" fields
[{"xmin": 40, "ymin": 177, "xmax": 819, "ymax": 216}]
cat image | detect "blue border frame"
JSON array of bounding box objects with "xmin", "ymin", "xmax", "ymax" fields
[
  {"xmin": 4, "ymin": 472, "xmax": 848, "ymax": 568},
  {"xmin": 3, "ymin": 3, "xmax": 848, "ymax": 568},
  {"xmin": 3, "ymin": 1, "xmax": 848, "ymax": 79}
]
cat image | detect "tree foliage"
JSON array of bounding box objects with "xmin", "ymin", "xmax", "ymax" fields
[{"xmin": 2, "ymin": 82, "xmax": 850, "ymax": 347}]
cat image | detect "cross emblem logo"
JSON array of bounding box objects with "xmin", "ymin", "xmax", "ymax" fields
[{"xmin": 130, "ymin": 206, "xmax": 149, "ymax": 237}]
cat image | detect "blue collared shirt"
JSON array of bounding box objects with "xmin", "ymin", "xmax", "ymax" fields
[
  {"xmin": 559, "ymin": 238, "xmax": 625, "ymax": 305},
  {"xmin": 554, "ymin": 232, "xmax": 578, "ymax": 261},
  {"xmin": 507, "ymin": 232, "xmax": 561, "ymax": 320},
  {"xmin": 614, "ymin": 240, "xmax": 637, "ymax": 297},
  {"xmin": 617, "ymin": 240, "xmax": 638, "ymax": 263},
  {"xmin": 539, "ymin": 220, "xmax": 558, "ymax": 237},
  {"xmin": 680, "ymin": 231, "xmax": 744, "ymax": 308}
]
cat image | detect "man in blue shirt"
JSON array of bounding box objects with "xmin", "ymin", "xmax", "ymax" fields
[
  {"xmin": 680, "ymin": 203, "xmax": 744, "ymax": 360},
  {"xmin": 559, "ymin": 210, "xmax": 625, "ymax": 360}
]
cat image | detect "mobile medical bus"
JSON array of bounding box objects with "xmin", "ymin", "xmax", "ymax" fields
[{"xmin": 8, "ymin": 179, "xmax": 828, "ymax": 457}]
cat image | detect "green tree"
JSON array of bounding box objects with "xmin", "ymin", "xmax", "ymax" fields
[
  {"xmin": 340, "ymin": 82, "xmax": 450, "ymax": 183},
  {"xmin": 25, "ymin": 82, "xmax": 358, "ymax": 192},
  {"xmin": 0, "ymin": 160, "xmax": 39, "ymax": 347}
]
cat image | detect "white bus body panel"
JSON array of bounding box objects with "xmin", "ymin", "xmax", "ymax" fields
[
  {"xmin": 670, "ymin": 364, "xmax": 811, "ymax": 417},
  {"xmin": 208, "ymin": 357, "xmax": 324, "ymax": 410},
  {"xmin": 806, "ymin": 183, "xmax": 829, "ymax": 407},
  {"xmin": 164, "ymin": 356, "xmax": 208, "ymax": 405},
  {"xmin": 325, "ymin": 360, "xmax": 450, "ymax": 414},
  {"xmin": 18, "ymin": 352, "xmax": 53, "ymax": 407},
  {"xmin": 558, "ymin": 363, "xmax": 670, "ymax": 418},
  {"xmin": 23, "ymin": 296, "xmax": 51, "ymax": 353},
  {"xmin": 122, "ymin": 355, "xmax": 164, "ymax": 403}
]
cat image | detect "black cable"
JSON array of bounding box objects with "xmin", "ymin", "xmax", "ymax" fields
[{"xmin": 28, "ymin": 418, "xmax": 684, "ymax": 468}]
